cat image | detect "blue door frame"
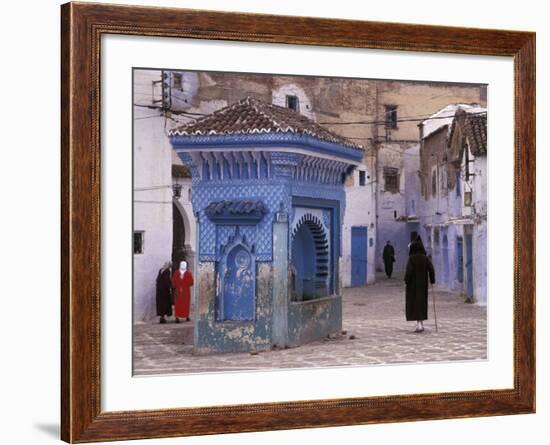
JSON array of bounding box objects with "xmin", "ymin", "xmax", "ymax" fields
[
  {"xmin": 456, "ymin": 236, "xmax": 464, "ymax": 284},
  {"xmin": 351, "ymin": 226, "xmax": 367, "ymax": 287},
  {"xmin": 442, "ymin": 234, "xmax": 449, "ymax": 287},
  {"xmin": 465, "ymin": 233, "xmax": 474, "ymax": 299}
]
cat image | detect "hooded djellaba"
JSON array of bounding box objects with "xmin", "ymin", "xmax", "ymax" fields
[
  {"xmin": 404, "ymin": 236, "xmax": 435, "ymax": 332},
  {"xmin": 155, "ymin": 262, "xmax": 173, "ymax": 324}
]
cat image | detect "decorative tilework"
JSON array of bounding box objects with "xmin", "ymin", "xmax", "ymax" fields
[{"xmin": 193, "ymin": 180, "xmax": 292, "ymax": 261}]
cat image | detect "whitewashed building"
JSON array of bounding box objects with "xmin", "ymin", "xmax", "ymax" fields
[
  {"xmin": 133, "ymin": 69, "xmax": 196, "ymax": 321},
  {"xmin": 412, "ymin": 104, "xmax": 488, "ymax": 303}
]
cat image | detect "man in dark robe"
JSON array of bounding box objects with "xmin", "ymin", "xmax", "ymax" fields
[
  {"xmin": 155, "ymin": 262, "xmax": 172, "ymax": 324},
  {"xmin": 382, "ymin": 241, "xmax": 395, "ymax": 278},
  {"xmin": 408, "ymin": 235, "xmax": 426, "ymax": 256},
  {"xmin": 405, "ymin": 237, "xmax": 435, "ymax": 332}
]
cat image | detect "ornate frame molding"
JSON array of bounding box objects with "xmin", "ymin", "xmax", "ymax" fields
[{"xmin": 61, "ymin": 2, "xmax": 535, "ymax": 442}]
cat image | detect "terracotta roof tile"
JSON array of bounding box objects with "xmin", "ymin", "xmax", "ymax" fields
[
  {"xmin": 168, "ymin": 97, "xmax": 363, "ymax": 150},
  {"xmin": 464, "ymin": 112, "xmax": 487, "ymax": 156},
  {"xmin": 448, "ymin": 108, "xmax": 487, "ymax": 157}
]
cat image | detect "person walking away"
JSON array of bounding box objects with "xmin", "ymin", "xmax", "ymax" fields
[
  {"xmin": 172, "ymin": 260, "xmax": 194, "ymax": 323},
  {"xmin": 405, "ymin": 237, "xmax": 435, "ymax": 332},
  {"xmin": 408, "ymin": 235, "xmax": 427, "ymax": 256},
  {"xmin": 382, "ymin": 241, "xmax": 396, "ymax": 278},
  {"xmin": 155, "ymin": 261, "xmax": 172, "ymax": 324}
]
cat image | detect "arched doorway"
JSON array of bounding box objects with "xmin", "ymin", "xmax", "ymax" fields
[
  {"xmin": 291, "ymin": 214, "xmax": 329, "ymax": 301},
  {"xmin": 172, "ymin": 203, "xmax": 186, "ymax": 269}
]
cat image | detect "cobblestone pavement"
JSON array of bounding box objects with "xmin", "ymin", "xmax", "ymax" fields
[{"xmin": 133, "ymin": 275, "xmax": 487, "ymax": 375}]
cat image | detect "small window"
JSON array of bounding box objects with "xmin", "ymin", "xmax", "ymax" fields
[
  {"xmin": 133, "ymin": 231, "xmax": 144, "ymax": 254},
  {"xmin": 431, "ymin": 170, "xmax": 437, "ymax": 198},
  {"xmin": 411, "ymin": 199, "xmax": 416, "ymax": 213},
  {"xmin": 464, "ymin": 191, "xmax": 473, "ymax": 207},
  {"xmin": 383, "ymin": 167, "xmax": 399, "ymax": 193},
  {"xmin": 173, "ymin": 73, "xmax": 182, "ymax": 90},
  {"xmin": 455, "ymin": 169, "xmax": 461, "ymax": 197},
  {"xmin": 440, "ymin": 168, "xmax": 447, "ymax": 196},
  {"xmin": 286, "ymin": 95, "xmax": 299, "ymax": 112},
  {"xmin": 434, "ymin": 227, "xmax": 440, "ymax": 245},
  {"xmin": 358, "ymin": 170, "xmax": 366, "ymax": 186},
  {"xmin": 385, "ymin": 105, "xmax": 398, "ymax": 129}
]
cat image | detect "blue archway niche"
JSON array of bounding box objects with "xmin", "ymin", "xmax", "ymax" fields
[
  {"xmin": 217, "ymin": 229, "xmax": 256, "ymax": 321},
  {"xmin": 291, "ymin": 214, "xmax": 329, "ymax": 301}
]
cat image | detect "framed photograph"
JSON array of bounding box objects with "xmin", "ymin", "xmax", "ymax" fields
[{"xmin": 61, "ymin": 2, "xmax": 535, "ymax": 442}]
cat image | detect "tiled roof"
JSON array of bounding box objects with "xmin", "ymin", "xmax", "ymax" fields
[
  {"xmin": 449, "ymin": 108, "xmax": 487, "ymax": 156},
  {"xmin": 168, "ymin": 97, "xmax": 363, "ymax": 150},
  {"xmin": 463, "ymin": 112, "xmax": 487, "ymax": 156},
  {"xmin": 421, "ymin": 104, "xmax": 486, "ymax": 140}
]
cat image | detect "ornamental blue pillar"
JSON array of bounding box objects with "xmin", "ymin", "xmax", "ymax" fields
[
  {"xmin": 169, "ymin": 97, "xmax": 363, "ymax": 354},
  {"xmin": 272, "ymin": 205, "xmax": 289, "ymax": 348}
]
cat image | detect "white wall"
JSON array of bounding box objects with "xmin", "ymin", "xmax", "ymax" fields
[
  {"xmin": 1, "ymin": 1, "xmax": 547, "ymax": 445},
  {"xmin": 341, "ymin": 167, "xmax": 377, "ymax": 286},
  {"xmin": 133, "ymin": 70, "xmax": 175, "ymax": 321}
]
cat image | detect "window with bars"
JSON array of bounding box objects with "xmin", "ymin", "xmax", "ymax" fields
[
  {"xmin": 383, "ymin": 167, "xmax": 399, "ymax": 193},
  {"xmin": 385, "ymin": 105, "xmax": 398, "ymax": 129},
  {"xmin": 133, "ymin": 231, "xmax": 144, "ymax": 254},
  {"xmin": 359, "ymin": 170, "xmax": 366, "ymax": 186}
]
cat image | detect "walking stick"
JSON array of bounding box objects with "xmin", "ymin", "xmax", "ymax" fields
[{"xmin": 431, "ymin": 283, "xmax": 438, "ymax": 332}]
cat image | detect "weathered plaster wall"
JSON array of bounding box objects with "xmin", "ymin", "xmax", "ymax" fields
[
  {"xmin": 133, "ymin": 69, "xmax": 174, "ymax": 321},
  {"xmin": 376, "ymin": 81, "xmax": 486, "ymax": 142},
  {"xmin": 194, "ymin": 261, "xmax": 274, "ymax": 354},
  {"xmin": 472, "ymin": 155, "xmax": 487, "ymax": 303},
  {"xmin": 288, "ymin": 296, "xmax": 342, "ymax": 347}
]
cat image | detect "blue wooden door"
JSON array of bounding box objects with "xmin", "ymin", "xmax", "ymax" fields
[
  {"xmin": 351, "ymin": 227, "xmax": 367, "ymax": 287},
  {"xmin": 465, "ymin": 233, "xmax": 474, "ymax": 299},
  {"xmin": 442, "ymin": 234, "xmax": 449, "ymax": 287},
  {"xmin": 456, "ymin": 236, "xmax": 464, "ymax": 283},
  {"xmin": 223, "ymin": 245, "xmax": 255, "ymax": 321}
]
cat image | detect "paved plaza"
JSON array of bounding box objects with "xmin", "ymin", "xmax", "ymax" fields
[{"xmin": 133, "ymin": 276, "xmax": 487, "ymax": 376}]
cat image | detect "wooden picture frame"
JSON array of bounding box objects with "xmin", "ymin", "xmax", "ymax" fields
[{"xmin": 61, "ymin": 2, "xmax": 535, "ymax": 442}]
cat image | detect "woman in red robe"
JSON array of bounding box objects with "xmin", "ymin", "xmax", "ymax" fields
[{"xmin": 172, "ymin": 260, "xmax": 194, "ymax": 322}]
